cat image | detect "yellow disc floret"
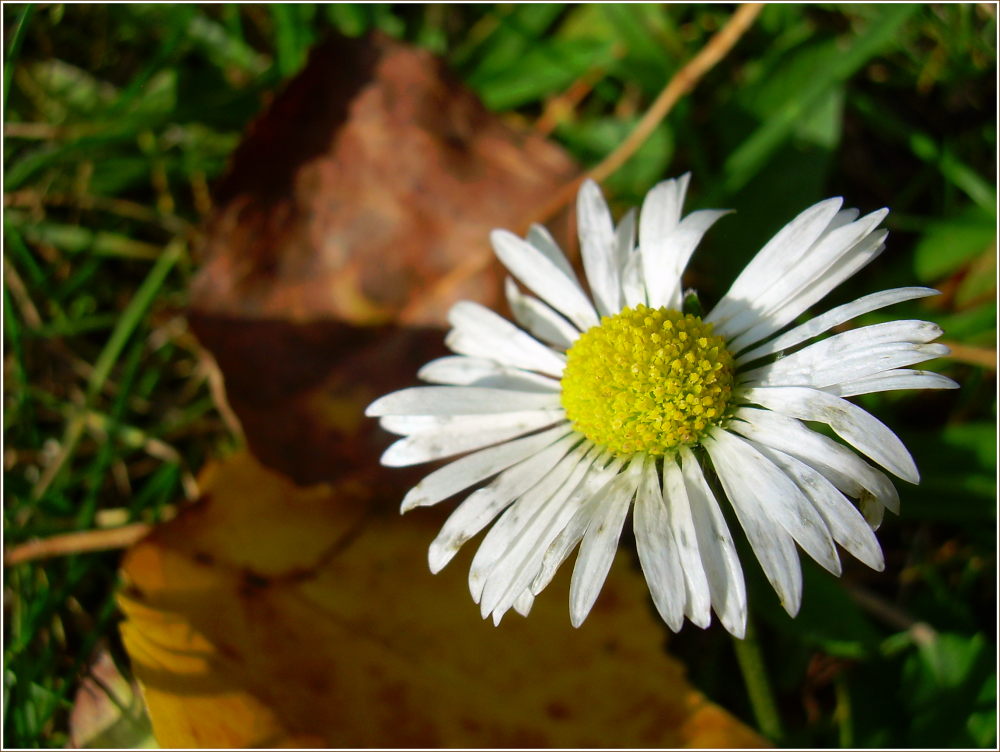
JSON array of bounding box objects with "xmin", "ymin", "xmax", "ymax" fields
[{"xmin": 560, "ymin": 304, "xmax": 734, "ymax": 457}]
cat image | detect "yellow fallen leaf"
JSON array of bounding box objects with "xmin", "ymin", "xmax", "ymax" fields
[{"xmin": 119, "ymin": 452, "xmax": 768, "ymax": 748}]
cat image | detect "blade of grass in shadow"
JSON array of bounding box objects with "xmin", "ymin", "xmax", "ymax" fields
[
  {"xmin": 721, "ymin": 3, "xmax": 918, "ymax": 195},
  {"xmin": 850, "ymin": 90, "xmax": 997, "ymax": 213},
  {"xmin": 32, "ymin": 240, "xmax": 184, "ymax": 499},
  {"xmin": 3, "ymin": 3, "xmax": 34, "ymax": 111}
]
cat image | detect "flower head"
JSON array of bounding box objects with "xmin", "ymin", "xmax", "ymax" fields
[{"xmin": 366, "ymin": 175, "xmax": 957, "ymax": 637}]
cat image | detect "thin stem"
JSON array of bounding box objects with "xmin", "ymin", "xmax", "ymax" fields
[{"xmin": 732, "ymin": 615, "xmax": 783, "ymax": 742}]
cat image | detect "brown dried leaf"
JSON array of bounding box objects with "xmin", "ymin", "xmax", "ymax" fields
[
  {"xmin": 189, "ymin": 35, "xmax": 576, "ymax": 484},
  {"xmin": 119, "ymin": 452, "xmax": 768, "ymax": 749}
]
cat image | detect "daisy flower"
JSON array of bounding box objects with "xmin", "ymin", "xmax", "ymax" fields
[{"xmin": 366, "ymin": 175, "xmax": 957, "ymax": 637}]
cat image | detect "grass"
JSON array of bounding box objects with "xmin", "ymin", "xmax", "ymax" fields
[{"xmin": 3, "ymin": 4, "xmax": 996, "ymax": 748}]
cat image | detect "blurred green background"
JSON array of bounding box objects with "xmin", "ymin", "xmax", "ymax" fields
[{"xmin": 3, "ymin": 3, "xmax": 995, "ymax": 748}]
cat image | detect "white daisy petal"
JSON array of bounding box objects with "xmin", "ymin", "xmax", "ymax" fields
[
  {"xmin": 639, "ymin": 174, "xmax": 690, "ymax": 250},
  {"xmin": 418, "ymin": 354, "xmax": 561, "ymax": 392},
  {"xmin": 710, "ymin": 429, "xmax": 841, "ymax": 575},
  {"xmin": 366, "ymin": 386, "xmax": 562, "ymax": 417},
  {"xmin": 661, "ymin": 457, "xmax": 712, "ymax": 628},
  {"xmin": 743, "ymin": 385, "xmax": 920, "ymax": 483},
  {"xmin": 526, "ymin": 223, "xmax": 580, "ymax": 283},
  {"xmin": 727, "ymin": 230, "xmax": 889, "ymax": 349},
  {"xmin": 729, "ymin": 406, "xmax": 900, "ymax": 515},
  {"xmin": 632, "ymin": 456, "xmax": 685, "ymax": 631},
  {"xmin": 512, "ymin": 588, "xmax": 534, "ymax": 617},
  {"xmin": 401, "ymin": 424, "xmax": 572, "ymax": 511},
  {"xmin": 614, "ymin": 208, "xmax": 637, "ymax": 274},
  {"xmin": 447, "ymin": 301, "xmax": 566, "ymax": 377},
  {"xmin": 481, "ymin": 448, "xmax": 599, "ymax": 620},
  {"xmin": 491, "ymin": 229, "xmax": 600, "ymax": 331},
  {"xmin": 531, "ymin": 457, "xmax": 626, "ymax": 596},
  {"xmin": 744, "ymin": 342, "xmax": 951, "ymax": 391},
  {"xmin": 749, "ymin": 442, "xmax": 884, "ymax": 571},
  {"xmin": 379, "ymin": 411, "xmax": 562, "ymax": 437},
  {"xmin": 577, "ymin": 179, "xmax": 621, "ymax": 316},
  {"xmin": 679, "ymin": 447, "xmax": 747, "ymax": 638},
  {"xmin": 504, "ymin": 278, "xmax": 581, "ymax": 350},
  {"xmin": 427, "ymin": 434, "xmax": 579, "ymax": 573},
  {"xmin": 474, "ymin": 444, "xmax": 592, "ymax": 610},
  {"xmin": 736, "ymin": 287, "xmax": 940, "ymax": 364},
  {"xmin": 825, "ymin": 369, "xmax": 959, "ymax": 398},
  {"xmin": 660, "ymin": 209, "xmax": 732, "ymax": 310},
  {"xmin": 620, "ymin": 250, "xmax": 647, "ymax": 308},
  {"xmin": 704, "ymin": 428, "xmax": 803, "ymax": 615},
  {"xmin": 740, "ymin": 320, "xmax": 947, "ymax": 388},
  {"xmin": 569, "ymin": 460, "xmax": 641, "ymax": 627},
  {"xmin": 707, "ymin": 197, "xmax": 844, "ymax": 333},
  {"xmin": 723, "ymin": 210, "xmax": 889, "ymax": 349},
  {"xmin": 639, "ymin": 174, "xmax": 694, "ymax": 308}
]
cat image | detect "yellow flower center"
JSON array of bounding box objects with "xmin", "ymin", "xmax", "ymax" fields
[{"xmin": 560, "ymin": 304, "xmax": 735, "ymax": 457}]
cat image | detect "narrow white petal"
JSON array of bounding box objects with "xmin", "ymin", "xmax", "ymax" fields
[
  {"xmin": 633, "ymin": 456, "xmax": 685, "ymax": 631},
  {"xmin": 639, "ymin": 174, "xmax": 690, "ymax": 306},
  {"xmin": 401, "ymin": 424, "xmax": 572, "ymax": 511},
  {"xmin": 726, "ymin": 230, "xmax": 888, "ymax": 348},
  {"xmin": 418, "ymin": 354, "xmax": 560, "ymax": 392},
  {"xmin": 577, "ymin": 179, "xmax": 621, "ymax": 316},
  {"xmin": 367, "ymin": 386, "xmax": 562, "ymax": 417},
  {"xmin": 380, "ymin": 409, "xmax": 561, "ymax": 437},
  {"xmin": 480, "ymin": 448, "xmax": 598, "ymax": 620},
  {"xmin": 659, "ymin": 209, "xmax": 732, "ymax": 310},
  {"xmin": 427, "ymin": 434, "xmax": 578, "ymax": 573},
  {"xmin": 708, "ymin": 197, "xmax": 844, "ymax": 332},
  {"xmin": 770, "ymin": 341, "xmax": 945, "ymax": 389},
  {"xmin": 620, "ymin": 250, "xmax": 647, "ymax": 308},
  {"xmin": 740, "ymin": 320, "xmax": 946, "ymax": 387},
  {"xmin": 679, "ymin": 447, "xmax": 747, "ymax": 638},
  {"xmin": 569, "ymin": 460, "xmax": 641, "ymax": 627},
  {"xmin": 736, "ymin": 287, "xmax": 940, "ymax": 364},
  {"xmin": 729, "ymin": 406, "xmax": 900, "ymax": 514},
  {"xmin": 710, "ymin": 429, "xmax": 841, "ymax": 575},
  {"xmin": 526, "ymin": 223, "xmax": 579, "ymax": 283},
  {"xmin": 705, "ymin": 428, "xmax": 804, "ymax": 616},
  {"xmin": 512, "ymin": 588, "xmax": 534, "ymax": 617},
  {"xmin": 531, "ymin": 457, "xmax": 625, "ymax": 595},
  {"xmin": 447, "ymin": 301, "xmax": 566, "ymax": 377},
  {"xmin": 743, "ymin": 386, "xmax": 920, "ymax": 483},
  {"xmin": 749, "ymin": 442, "xmax": 884, "ymax": 571},
  {"xmin": 639, "ymin": 174, "xmax": 690, "ymax": 249},
  {"xmin": 504, "ymin": 278, "xmax": 581, "ymax": 350},
  {"xmin": 473, "ymin": 444, "xmax": 591, "ymax": 608},
  {"xmin": 745, "ymin": 342, "xmax": 951, "ymax": 391},
  {"xmin": 491, "ymin": 229, "xmax": 600, "ymax": 331},
  {"xmin": 614, "ymin": 208, "xmax": 637, "ymax": 274},
  {"xmin": 662, "ymin": 458, "xmax": 712, "ymax": 628},
  {"xmin": 725, "ymin": 210, "xmax": 888, "ymax": 348},
  {"xmin": 824, "ymin": 369, "xmax": 959, "ymax": 398}
]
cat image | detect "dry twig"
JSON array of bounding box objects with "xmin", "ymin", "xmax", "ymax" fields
[
  {"xmin": 940, "ymin": 340, "xmax": 996, "ymax": 370},
  {"xmin": 4, "ymin": 524, "xmax": 152, "ymax": 566}
]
